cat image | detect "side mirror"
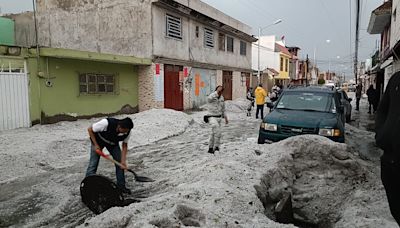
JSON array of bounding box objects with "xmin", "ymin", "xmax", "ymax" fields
[
  {"xmin": 348, "ymin": 98, "xmax": 353, "ymax": 102},
  {"xmin": 266, "ymin": 102, "xmax": 274, "ymax": 109}
]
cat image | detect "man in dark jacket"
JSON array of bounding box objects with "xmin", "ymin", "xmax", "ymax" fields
[
  {"xmin": 86, "ymin": 117, "xmax": 134, "ymax": 194},
  {"xmin": 375, "ymin": 72, "xmax": 400, "ymax": 225},
  {"xmin": 366, "ymin": 85, "xmax": 378, "ymax": 114}
]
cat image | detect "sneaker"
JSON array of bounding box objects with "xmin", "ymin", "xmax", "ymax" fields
[
  {"xmin": 208, "ymin": 148, "xmax": 214, "ymax": 154},
  {"xmin": 215, "ymin": 147, "xmax": 220, "ymax": 152},
  {"xmin": 119, "ymin": 186, "xmax": 132, "ymax": 195}
]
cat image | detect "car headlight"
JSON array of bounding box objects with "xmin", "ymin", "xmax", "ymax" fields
[
  {"xmin": 261, "ymin": 123, "xmax": 278, "ymax": 132},
  {"xmin": 318, "ymin": 128, "xmax": 341, "ymax": 137}
]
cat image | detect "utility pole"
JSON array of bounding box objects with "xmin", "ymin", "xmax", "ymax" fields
[
  {"xmin": 354, "ymin": 0, "xmax": 360, "ymax": 84},
  {"xmin": 305, "ymin": 54, "xmax": 309, "ymax": 86}
]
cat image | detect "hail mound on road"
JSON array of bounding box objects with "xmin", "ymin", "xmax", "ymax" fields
[{"xmin": 255, "ymin": 135, "xmax": 371, "ymax": 227}]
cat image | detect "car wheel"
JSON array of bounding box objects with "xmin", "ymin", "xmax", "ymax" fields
[{"xmin": 258, "ymin": 136, "xmax": 265, "ymax": 144}]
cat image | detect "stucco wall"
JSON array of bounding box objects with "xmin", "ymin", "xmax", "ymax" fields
[
  {"xmin": 152, "ymin": 6, "xmax": 252, "ymax": 69},
  {"xmin": 392, "ymin": 0, "xmax": 400, "ymax": 49},
  {"xmin": 174, "ymin": 0, "xmax": 252, "ymax": 35},
  {"xmin": 188, "ymin": 67, "xmax": 216, "ymax": 108},
  {"xmin": 37, "ymin": 0, "xmax": 153, "ymax": 58},
  {"xmin": 232, "ymin": 71, "xmax": 247, "ymax": 100},
  {"xmin": 216, "ymin": 70, "xmax": 223, "ymax": 86},
  {"xmin": 4, "ymin": 12, "xmax": 36, "ymax": 47},
  {"xmin": 29, "ymin": 57, "xmax": 139, "ymax": 123}
]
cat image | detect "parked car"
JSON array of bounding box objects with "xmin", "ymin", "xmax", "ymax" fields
[
  {"xmin": 258, "ymin": 87, "xmax": 346, "ymax": 144},
  {"xmin": 337, "ymin": 89, "xmax": 352, "ymax": 123}
]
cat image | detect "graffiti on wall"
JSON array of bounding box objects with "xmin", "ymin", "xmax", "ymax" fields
[{"xmin": 191, "ymin": 68, "xmax": 216, "ymax": 108}]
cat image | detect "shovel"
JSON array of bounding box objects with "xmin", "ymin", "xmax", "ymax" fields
[{"xmin": 96, "ymin": 149, "xmax": 155, "ymax": 182}]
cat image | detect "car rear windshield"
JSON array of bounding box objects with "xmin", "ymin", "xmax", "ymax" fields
[{"xmin": 276, "ymin": 91, "xmax": 336, "ymax": 113}]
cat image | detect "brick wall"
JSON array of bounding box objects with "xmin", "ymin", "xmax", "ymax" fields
[{"xmin": 138, "ymin": 64, "xmax": 164, "ymax": 111}]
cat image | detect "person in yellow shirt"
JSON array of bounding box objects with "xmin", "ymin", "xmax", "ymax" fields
[{"xmin": 254, "ymin": 84, "xmax": 267, "ymax": 119}]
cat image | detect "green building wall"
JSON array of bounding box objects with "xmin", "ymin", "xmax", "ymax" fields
[
  {"xmin": 28, "ymin": 57, "xmax": 139, "ymax": 124},
  {"xmin": 0, "ymin": 17, "xmax": 15, "ymax": 45}
]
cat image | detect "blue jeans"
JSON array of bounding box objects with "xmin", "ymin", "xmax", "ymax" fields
[{"xmin": 85, "ymin": 144, "xmax": 126, "ymax": 188}]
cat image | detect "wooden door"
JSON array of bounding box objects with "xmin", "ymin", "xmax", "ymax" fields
[
  {"xmin": 164, "ymin": 64, "xmax": 183, "ymax": 111},
  {"xmin": 222, "ymin": 71, "xmax": 232, "ymax": 100}
]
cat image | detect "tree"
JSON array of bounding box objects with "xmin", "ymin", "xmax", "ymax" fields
[{"xmin": 318, "ymin": 78, "xmax": 326, "ymax": 85}]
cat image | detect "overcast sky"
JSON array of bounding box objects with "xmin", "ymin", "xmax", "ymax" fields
[
  {"xmin": 202, "ymin": 0, "xmax": 382, "ymax": 77},
  {"xmin": 0, "ymin": 0, "xmax": 382, "ymax": 77}
]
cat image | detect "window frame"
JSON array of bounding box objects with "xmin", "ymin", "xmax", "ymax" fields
[
  {"xmin": 166, "ymin": 13, "xmax": 183, "ymax": 40},
  {"xmin": 218, "ymin": 33, "xmax": 226, "ymax": 51},
  {"xmin": 285, "ymin": 59, "xmax": 289, "ymax": 72},
  {"xmin": 280, "ymin": 57, "xmax": 284, "ymax": 71},
  {"xmin": 79, "ymin": 73, "xmax": 116, "ymax": 95},
  {"xmin": 204, "ymin": 27, "xmax": 215, "ymax": 48},
  {"xmin": 240, "ymin": 41, "xmax": 247, "ymax": 56},
  {"xmin": 227, "ymin": 36, "xmax": 234, "ymax": 53}
]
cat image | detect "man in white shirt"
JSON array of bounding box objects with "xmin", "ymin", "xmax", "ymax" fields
[
  {"xmin": 86, "ymin": 117, "xmax": 134, "ymax": 194},
  {"xmin": 206, "ymin": 86, "xmax": 228, "ymax": 154}
]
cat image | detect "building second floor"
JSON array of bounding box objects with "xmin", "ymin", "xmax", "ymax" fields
[
  {"xmin": 368, "ymin": 0, "xmax": 392, "ymax": 62},
  {"xmin": 36, "ymin": 0, "xmax": 256, "ymax": 70}
]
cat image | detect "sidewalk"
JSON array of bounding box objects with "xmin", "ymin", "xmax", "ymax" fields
[{"xmin": 349, "ymin": 94, "xmax": 375, "ymax": 132}]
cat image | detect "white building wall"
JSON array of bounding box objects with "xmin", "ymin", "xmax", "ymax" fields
[
  {"xmin": 37, "ymin": 0, "xmax": 153, "ymax": 58},
  {"xmin": 391, "ymin": 0, "xmax": 400, "ymax": 49},
  {"xmin": 152, "ymin": 6, "xmax": 252, "ymax": 70},
  {"xmin": 252, "ymin": 45, "xmax": 280, "ymax": 72},
  {"xmin": 232, "ymin": 71, "xmax": 246, "ymax": 100}
]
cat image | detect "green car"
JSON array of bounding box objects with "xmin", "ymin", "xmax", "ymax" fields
[{"xmin": 258, "ymin": 87, "xmax": 346, "ymax": 144}]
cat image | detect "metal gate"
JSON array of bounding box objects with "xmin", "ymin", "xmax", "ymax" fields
[{"xmin": 0, "ymin": 70, "xmax": 30, "ymax": 131}]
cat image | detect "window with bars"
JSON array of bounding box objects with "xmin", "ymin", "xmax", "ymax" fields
[
  {"xmin": 79, "ymin": 73, "xmax": 115, "ymax": 94},
  {"xmin": 204, "ymin": 28, "xmax": 214, "ymax": 48},
  {"xmin": 240, "ymin": 41, "xmax": 247, "ymax": 56},
  {"xmin": 227, "ymin": 36, "xmax": 234, "ymax": 52},
  {"xmin": 218, "ymin": 33, "xmax": 226, "ymax": 51},
  {"xmin": 166, "ymin": 14, "xmax": 182, "ymax": 40}
]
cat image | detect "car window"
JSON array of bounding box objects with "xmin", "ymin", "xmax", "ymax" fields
[{"xmin": 276, "ymin": 92, "xmax": 335, "ymax": 113}]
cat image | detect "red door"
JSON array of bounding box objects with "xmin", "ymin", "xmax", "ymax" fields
[
  {"xmin": 222, "ymin": 71, "xmax": 233, "ymax": 100},
  {"xmin": 164, "ymin": 64, "xmax": 183, "ymax": 111}
]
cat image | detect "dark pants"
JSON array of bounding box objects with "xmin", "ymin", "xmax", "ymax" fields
[
  {"xmin": 368, "ymin": 101, "xmax": 377, "ymax": 113},
  {"xmin": 86, "ymin": 144, "xmax": 126, "ymax": 188},
  {"xmin": 256, "ymin": 105, "xmax": 264, "ymax": 119},
  {"xmin": 356, "ymin": 97, "xmax": 361, "ymax": 110},
  {"xmin": 381, "ymin": 154, "xmax": 400, "ymax": 225}
]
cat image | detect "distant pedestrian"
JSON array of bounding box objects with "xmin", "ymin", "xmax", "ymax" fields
[
  {"xmin": 86, "ymin": 117, "xmax": 134, "ymax": 194},
  {"xmin": 355, "ymin": 83, "xmax": 363, "ymax": 111},
  {"xmin": 254, "ymin": 84, "xmax": 267, "ymax": 119},
  {"xmin": 206, "ymin": 86, "xmax": 228, "ymax": 154},
  {"xmin": 366, "ymin": 85, "xmax": 377, "ymax": 114},
  {"xmin": 246, "ymin": 87, "xmax": 255, "ymax": 116},
  {"xmin": 375, "ymin": 72, "xmax": 400, "ymax": 225},
  {"xmin": 270, "ymin": 84, "xmax": 281, "ymax": 102}
]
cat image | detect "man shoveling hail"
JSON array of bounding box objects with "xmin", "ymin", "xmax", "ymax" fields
[{"xmin": 86, "ymin": 117, "xmax": 134, "ymax": 194}]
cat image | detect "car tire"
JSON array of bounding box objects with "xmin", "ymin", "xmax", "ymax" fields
[{"xmin": 258, "ymin": 136, "xmax": 265, "ymax": 144}]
